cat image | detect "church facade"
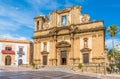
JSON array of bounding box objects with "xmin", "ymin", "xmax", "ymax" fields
[{"xmin": 33, "ymin": 6, "xmax": 105, "ymax": 66}]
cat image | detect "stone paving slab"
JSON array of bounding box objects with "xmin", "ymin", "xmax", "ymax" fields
[
  {"xmin": 0, "ymin": 71, "xmax": 99, "ymax": 79},
  {"xmin": 0, "ymin": 66, "xmax": 120, "ymax": 79}
]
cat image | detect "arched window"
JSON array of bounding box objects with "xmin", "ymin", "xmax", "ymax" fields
[{"xmin": 37, "ymin": 21, "xmax": 39, "ymax": 30}]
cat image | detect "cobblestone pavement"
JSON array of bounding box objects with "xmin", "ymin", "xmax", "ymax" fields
[
  {"xmin": 0, "ymin": 66, "xmax": 99, "ymax": 79},
  {"xmin": 0, "ymin": 66, "xmax": 38, "ymax": 72},
  {"xmin": 0, "ymin": 66, "xmax": 120, "ymax": 79},
  {"xmin": 0, "ymin": 71, "xmax": 99, "ymax": 79}
]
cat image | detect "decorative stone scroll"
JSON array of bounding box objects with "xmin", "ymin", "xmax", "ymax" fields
[{"xmin": 81, "ymin": 14, "xmax": 90, "ymax": 23}]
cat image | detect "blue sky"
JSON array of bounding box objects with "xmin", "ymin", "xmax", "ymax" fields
[{"xmin": 0, "ymin": 0, "xmax": 120, "ymax": 49}]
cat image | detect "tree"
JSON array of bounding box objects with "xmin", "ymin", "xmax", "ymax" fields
[
  {"xmin": 114, "ymin": 50, "xmax": 120, "ymax": 69},
  {"xmin": 108, "ymin": 49, "xmax": 120, "ymax": 69},
  {"xmin": 107, "ymin": 25, "xmax": 118, "ymax": 57}
]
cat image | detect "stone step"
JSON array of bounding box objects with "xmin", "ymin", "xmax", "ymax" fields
[{"xmin": 39, "ymin": 65, "xmax": 73, "ymax": 71}]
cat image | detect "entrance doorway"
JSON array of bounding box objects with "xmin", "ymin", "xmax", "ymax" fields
[
  {"xmin": 61, "ymin": 51, "xmax": 67, "ymax": 65},
  {"xmin": 83, "ymin": 53, "xmax": 89, "ymax": 63},
  {"xmin": 5, "ymin": 56, "xmax": 11, "ymax": 65},
  {"xmin": 18, "ymin": 59, "xmax": 23, "ymax": 65},
  {"xmin": 43, "ymin": 56, "xmax": 47, "ymax": 65}
]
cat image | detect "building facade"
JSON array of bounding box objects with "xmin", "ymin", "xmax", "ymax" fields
[
  {"xmin": 0, "ymin": 39, "xmax": 32, "ymax": 66},
  {"xmin": 115, "ymin": 44, "xmax": 120, "ymax": 51},
  {"xmin": 33, "ymin": 6, "xmax": 105, "ymax": 66}
]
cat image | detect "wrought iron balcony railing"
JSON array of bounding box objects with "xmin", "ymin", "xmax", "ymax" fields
[{"xmin": 17, "ymin": 51, "xmax": 25, "ymax": 55}]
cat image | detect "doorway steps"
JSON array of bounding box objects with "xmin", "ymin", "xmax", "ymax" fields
[{"xmin": 39, "ymin": 65, "xmax": 73, "ymax": 71}]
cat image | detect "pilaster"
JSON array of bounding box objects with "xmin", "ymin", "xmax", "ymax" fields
[
  {"xmin": 53, "ymin": 35, "xmax": 57, "ymax": 66},
  {"xmin": 70, "ymin": 33, "xmax": 74, "ymax": 65}
]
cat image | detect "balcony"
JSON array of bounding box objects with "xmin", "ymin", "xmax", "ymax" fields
[
  {"xmin": 17, "ymin": 51, "xmax": 25, "ymax": 56},
  {"xmin": 2, "ymin": 50, "xmax": 15, "ymax": 54}
]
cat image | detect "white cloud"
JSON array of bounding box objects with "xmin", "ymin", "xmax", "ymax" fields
[
  {"xmin": 0, "ymin": 3, "xmax": 34, "ymax": 30},
  {"xmin": 105, "ymin": 38, "xmax": 120, "ymax": 49},
  {"xmin": 0, "ymin": 19, "xmax": 20, "ymax": 31},
  {"xmin": 64, "ymin": 0, "xmax": 88, "ymax": 7},
  {"xmin": 0, "ymin": 0, "xmax": 88, "ymax": 32},
  {"xmin": 27, "ymin": 0, "xmax": 61, "ymax": 10},
  {"xmin": 0, "ymin": 33, "xmax": 27, "ymax": 40}
]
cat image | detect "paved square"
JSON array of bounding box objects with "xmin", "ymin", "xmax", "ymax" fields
[{"xmin": 0, "ymin": 71, "xmax": 99, "ymax": 79}]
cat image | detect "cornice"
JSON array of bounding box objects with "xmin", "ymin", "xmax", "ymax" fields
[
  {"xmin": 33, "ymin": 26, "xmax": 105, "ymax": 39},
  {"xmin": 34, "ymin": 20, "xmax": 104, "ymax": 33},
  {"xmin": 0, "ymin": 38, "xmax": 32, "ymax": 44}
]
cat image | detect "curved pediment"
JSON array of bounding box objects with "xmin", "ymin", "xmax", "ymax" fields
[
  {"xmin": 41, "ymin": 51, "xmax": 49, "ymax": 54},
  {"xmin": 56, "ymin": 41, "xmax": 71, "ymax": 48},
  {"xmin": 80, "ymin": 48, "xmax": 91, "ymax": 52}
]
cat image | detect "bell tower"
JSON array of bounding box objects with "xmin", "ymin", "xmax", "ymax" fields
[{"xmin": 34, "ymin": 15, "xmax": 48, "ymax": 31}]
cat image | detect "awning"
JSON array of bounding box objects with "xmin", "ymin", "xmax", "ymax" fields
[{"xmin": 2, "ymin": 50, "xmax": 15, "ymax": 54}]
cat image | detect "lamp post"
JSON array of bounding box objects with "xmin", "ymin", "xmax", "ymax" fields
[{"xmin": 104, "ymin": 46, "xmax": 108, "ymax": 75}]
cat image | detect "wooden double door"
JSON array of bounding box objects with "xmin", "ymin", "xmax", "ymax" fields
[
  {"xmin": 5, "ymin": 56, "xmax": 11, "ymax": 65},
  {"xmin": 43, "ymin": 56, "xmax": 47, "ymax": 65},
  {"xmin": 61, "ymin": 51, "xmax": 67, "ymax": 65}
]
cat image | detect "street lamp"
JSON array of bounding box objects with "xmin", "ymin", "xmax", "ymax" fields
[{"xmin": 104, "ymin": 45, "xmax": 108, "ymax": 75}]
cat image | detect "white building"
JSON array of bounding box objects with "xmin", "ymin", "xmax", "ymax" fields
[
  {"xmin": 0, "ymin": 38, "xmax": 33, "ymax": 66},
  {"xmin": 115, "ymin": 44, "xmax": 120, "ymax": 51}
]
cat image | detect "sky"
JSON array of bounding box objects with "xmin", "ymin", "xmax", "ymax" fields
[{"xmin": 0, "ymin": 0, "xmax": 120, "ymax": 49}]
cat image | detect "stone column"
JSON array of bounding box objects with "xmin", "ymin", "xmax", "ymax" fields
[
  {"xmin": 37, "ymin": 42, "xmax": 41, "ymax": 65},
  {"xmin": 33, "ymin": 41, "xmax": 37, "ymax": 63},
  {"xmin": 49, "ymin": 39, "xmax": 53, "ymax": 66},
  {"xmin": 70, "ymin": 33, "xmax": 74, "ymax": 65},
  {"xmin": 67, "ymin": 49, "xmax": 70, "ymax": 65},
  {"xmin": 36, "ymin": 42, "xmax": 40, "ymax": 65},
  {"xmin": 53, "ymin": 35, "xmax": 57, "ymax": 66}
]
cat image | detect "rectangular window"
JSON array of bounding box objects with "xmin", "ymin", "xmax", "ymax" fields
[
  {"xmin": 19, "ymin": 48, "xmax": 23, "ymax": 52},
  {"xmin": 18, "ymin": 47, "xmax": 24, "ymax": 57},
  {"xmin": 62, "ymin": 16, "xmax": 66, "ymax": 26},
  {"xmin": 37, "ymin": 21, "xmax": 39, "ymax": 30},
  {"xmin": 5, "ymin": 47, "xmax": 12, "ymax": 50}
]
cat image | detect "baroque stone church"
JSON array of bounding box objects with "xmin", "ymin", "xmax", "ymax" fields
[{"xmin": 33, "ymin": 6, "xmax": 105, "ymax": 66}]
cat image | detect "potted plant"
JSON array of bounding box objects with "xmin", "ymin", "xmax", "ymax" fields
[
  {"xmin": 31, "ymin": 62, "xmax": 36, "ymax": 68},
  {"xmin": 78, "ymin": 63, "xmax": 83, "ymax": 72}
]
